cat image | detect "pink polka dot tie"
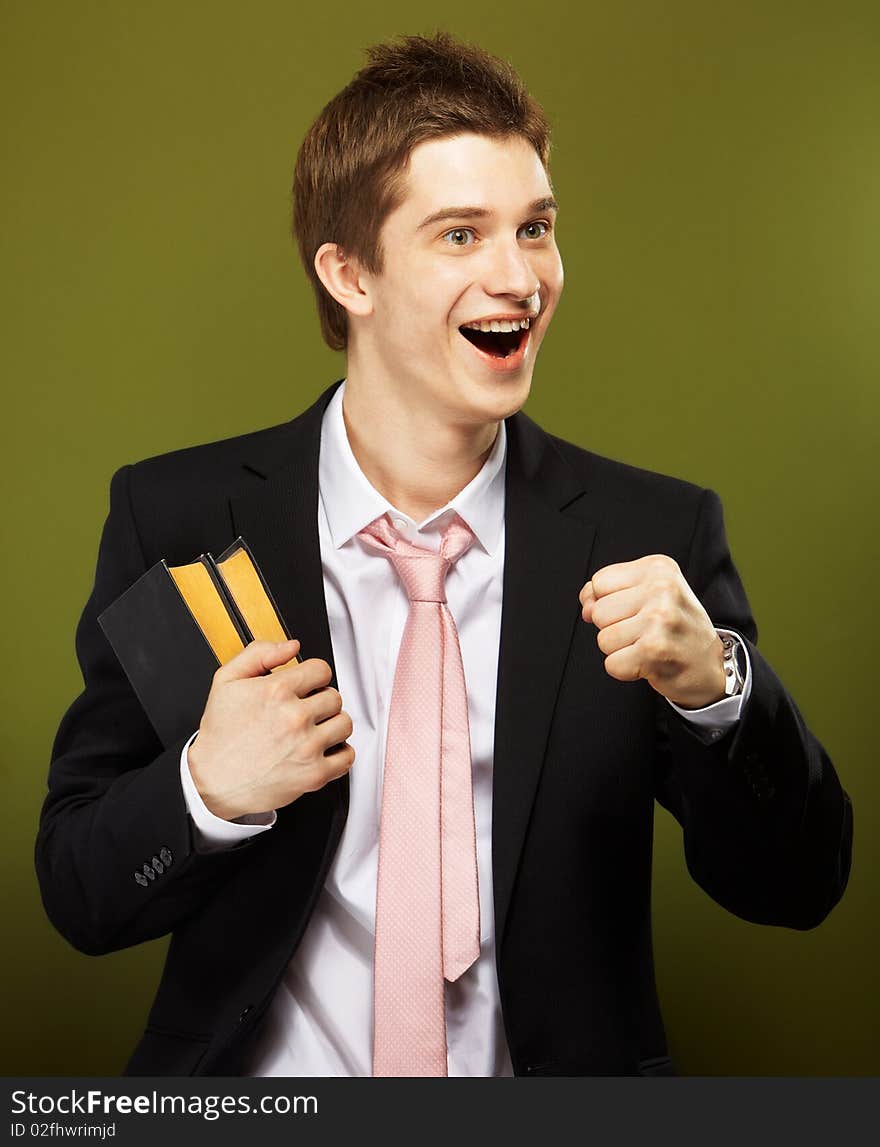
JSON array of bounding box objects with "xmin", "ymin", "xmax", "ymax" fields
[{"xmin": 358, "ymin": 512, "xmax": 480, "ymax": 1077}]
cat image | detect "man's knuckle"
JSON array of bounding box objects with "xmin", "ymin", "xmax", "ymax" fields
[
  {"xmin": 648, "ymin": 577, "xmax": 673, "ymax": 599},
  {"xmin": 640, "ymin": 634, "xmax": 665, "ymax": 662},
  {"xmin": 326, "ymin": 687, "xmax": 343, "ymax": 712},
  {"xmin": 648, "ymin": 601, "xmax": 674, "ymax": 626},
  {"xmin": 305, "ymin": 730, "xmax": 326, "ymax": 757},
  {"xmin": 267, "ymin": 673, "xmax": 290, "ymax": 700},
  {"xmin": 319, "ymin": 751, "xmax": 344, "ymax": 777},
  {"xmin": 596, "ymin": 627, "xmax": 614, "ymax": 654},
  {"xmin": 332, "ymin": 751, "xmax": 355, "ymax": 778},
  {"xmin": 288, "ymin": 706, "xmax": 309, "ymax": 735}
]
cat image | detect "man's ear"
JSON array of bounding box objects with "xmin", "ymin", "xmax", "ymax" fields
[{"xmin": 313, "ymin": 243, "xmax": 373, "ymax": 319}]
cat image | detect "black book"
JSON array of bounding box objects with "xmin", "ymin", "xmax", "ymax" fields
[{"xmin": 98, "ymin": 538, "xmax": 296, "ymax": 748}]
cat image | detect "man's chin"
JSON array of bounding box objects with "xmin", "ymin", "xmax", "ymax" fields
[{"xmin": 453, "ymin": 371, "xmax": 534, "ymax": 428}]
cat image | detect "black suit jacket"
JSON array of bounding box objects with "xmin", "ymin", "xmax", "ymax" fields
[{"xmin": 36, "ymin": 381, "xmax": 853, "ymax": 1076}]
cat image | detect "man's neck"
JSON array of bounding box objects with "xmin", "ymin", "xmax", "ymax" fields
[{"xmin": 341, "ymin": 380, "xmax": 498, "ymax": 523}]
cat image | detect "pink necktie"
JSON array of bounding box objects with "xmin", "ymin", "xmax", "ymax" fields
[{"xmin": 358, "ymin": 512, "xmax": 480, "ymax": 1077}]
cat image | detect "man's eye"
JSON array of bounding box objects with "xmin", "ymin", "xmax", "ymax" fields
[
  {"xmin": 519, "ymin": 220, "xmax": 550, "ymax": 240},
  {"xmin": 442, "ymin": 228, "xmax": 476, "ymax": 247}
]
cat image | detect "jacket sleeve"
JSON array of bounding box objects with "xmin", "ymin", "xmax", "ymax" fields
[
  {"xmin": 653, "ymin": 487, "xmax": 853, "ymax": 929},
  {"xmin": 35, "ymin": 465, "xmax": 246, "ymax": 956}
]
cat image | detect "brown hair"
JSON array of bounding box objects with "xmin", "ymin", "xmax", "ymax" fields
[{"xmin": 292, "ymin": 31, "xmax": 553, "ymax": 350}]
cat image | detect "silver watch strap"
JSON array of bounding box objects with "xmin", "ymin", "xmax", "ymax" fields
[{"xmin": 721, "ymin": 634, "xmax": 744, "ymax": 697}]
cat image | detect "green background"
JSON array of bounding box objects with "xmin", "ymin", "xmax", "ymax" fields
[{"xmin": 2, "ymin": 0, "xmax": 876, "ymax": 1076}]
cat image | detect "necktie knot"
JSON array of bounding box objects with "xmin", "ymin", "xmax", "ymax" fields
[{"xmin": 358, "ymin": 514, "xmax": 475, "ymax": 604}]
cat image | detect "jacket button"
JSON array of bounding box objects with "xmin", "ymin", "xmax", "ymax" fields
[
  {"xmin": 151, "ymin": 856, "xmax": 165, "ymax": 875},
  {"xmin": 159, "ymin": 847, "xmax": 173, "ymax": 867},
  {"xmin": 142, "ymin": 864, "xmax": 156, "ymax": 881},
  {"xmin": 134, "ymin": 872, "xmax": 149, "ymax": 887},
  {"xmin": 238, "ymin": 1004, "xmax": 253, "ymax": 1024}
]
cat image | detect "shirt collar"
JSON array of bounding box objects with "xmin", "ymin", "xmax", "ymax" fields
[{"xmin": 318, "ymin": 380, "xmax": 506, "ymax": 555}]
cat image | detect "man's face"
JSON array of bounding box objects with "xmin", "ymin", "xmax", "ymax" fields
[{"xmin": 354, "ymin": 133, "xmax": 564, "ymax": 427}]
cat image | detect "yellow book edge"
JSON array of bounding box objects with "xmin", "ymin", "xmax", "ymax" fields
[
  {"xmin": 168, "ymin": 560, "xmax": 245, "ymax": 665},
  {"xmin": 216, "ymin": 546, "xmax": 299, "ymax": 673}
]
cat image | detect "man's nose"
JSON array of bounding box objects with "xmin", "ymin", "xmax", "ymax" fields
[{"xmin": 482, "ymin": 239, "xmax": 539, "ymax": 302}]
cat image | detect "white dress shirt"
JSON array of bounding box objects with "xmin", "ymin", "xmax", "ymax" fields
[{"xmin": 179, "ymin": 381, "xmax": 750, "ymax": 1076}]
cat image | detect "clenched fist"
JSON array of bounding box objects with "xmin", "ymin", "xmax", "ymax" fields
[
  {"xmin": 187, "ymin": 639, "xmax": 355, "ymax": 820},
  {"xmin": 579, "ymin": 555, "xmax": 726, "ymax": 709}
]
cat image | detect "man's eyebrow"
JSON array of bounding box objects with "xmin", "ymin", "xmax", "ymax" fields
[
  {"xmin": 416, "ymin": 196, "xmax": 559, "ymax": 231},
  {"xmin": 529, "ymin": 196, "xmax": 559, "ymax": 216}
]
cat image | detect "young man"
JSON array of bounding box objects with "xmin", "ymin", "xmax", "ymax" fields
[{"xmin": 37, "ymin": 33, "xmax": 852, "ymax": 1077}]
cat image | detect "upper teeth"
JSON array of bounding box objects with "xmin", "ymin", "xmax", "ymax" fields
[{"xmin": 462, "ymin": 316, "xmax": 531, "ymax": 333}]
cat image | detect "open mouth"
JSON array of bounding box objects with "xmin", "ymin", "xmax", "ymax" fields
[{"xmin": 459, "ymin": 325, "xmax": 528, "ymax": 359}]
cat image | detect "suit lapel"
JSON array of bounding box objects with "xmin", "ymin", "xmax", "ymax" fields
[
  {"xmin": 492, "ymin": 412, "xmax": 599, "ymax": 948},
  {"xmin": 228, "ymin": 381, "xmax": 349, "ymax": 827},
  {"xmin": 229, "ymin": 390, "xmax": 336, "ymax": 678}
]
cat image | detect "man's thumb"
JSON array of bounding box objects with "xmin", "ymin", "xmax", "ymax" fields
[{"xmin": 217, "ymin": 638, "xmax": 301, "ymax": 681}]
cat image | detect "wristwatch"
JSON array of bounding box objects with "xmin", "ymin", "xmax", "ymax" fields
[{"xmin": 720, "ymin": 633, "xmax": 745, "ymax": 697}]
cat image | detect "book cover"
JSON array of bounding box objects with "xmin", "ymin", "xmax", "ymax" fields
[{"xmin": 97, "ymin": 538, "xmax": 295, "ymax": 748}]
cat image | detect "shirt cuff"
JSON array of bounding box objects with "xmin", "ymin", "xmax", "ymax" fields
[
  {"xmin": 666, "ymin": 628, "xmax": 752, "ymax": 741},
  {"xmin": 179, "ymin": 732, "xmax": 276, "ymax": 852}
]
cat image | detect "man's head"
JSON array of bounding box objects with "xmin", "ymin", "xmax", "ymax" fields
[
  {"xmin": 293, "ymin": 33, "xmax": 557, "ymax": 345},
  {"xmin": 293, "ymin": 32, "xmax": 563, "ymax": 427}
]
